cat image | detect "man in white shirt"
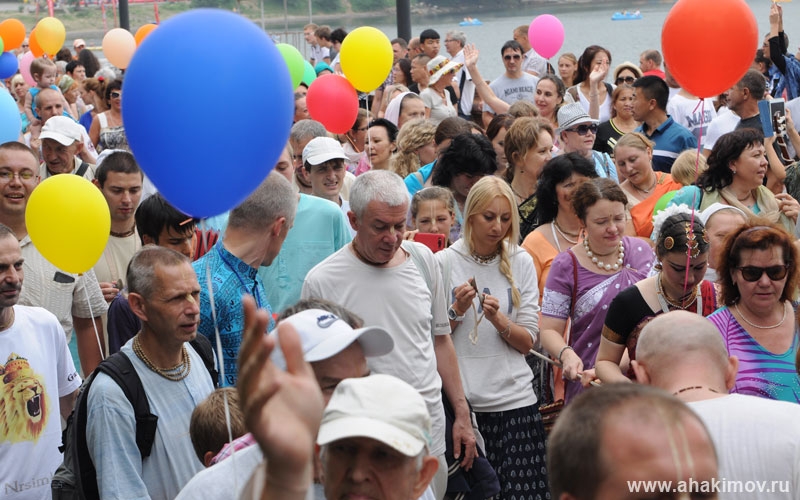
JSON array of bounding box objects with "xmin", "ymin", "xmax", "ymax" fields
[
  {"xmin": 482, "ymin": 40, "xmax": 539, "ymax": 126},
  {"xmin": 512, "ymin": 25, "xmax": 548, "ymax": 77}
]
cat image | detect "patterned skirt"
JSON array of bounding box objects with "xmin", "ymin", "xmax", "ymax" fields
[{"xmin": 474, "ymin": 405, "xmax": 550, "ymax": 500}]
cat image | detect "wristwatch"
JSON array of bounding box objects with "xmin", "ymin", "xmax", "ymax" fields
[{"xmin": 447, "ymin": 306, "xmax": 465, "ymax": 321}]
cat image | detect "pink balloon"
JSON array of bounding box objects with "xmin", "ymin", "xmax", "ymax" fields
[
  {"xmin": 19, "ymin": 51, "xmax": 35, "ymax": 86},
  {"xmin": 528, "ymin": 15, "xmax": 564, "ymax": 60}
]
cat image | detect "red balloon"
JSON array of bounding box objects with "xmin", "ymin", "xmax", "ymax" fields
[
  {"xmin": 662, "ymin": 0, "xmax": 757, "ymax": 98},
  {"xmin": 306, "ymin": 74, "xmax": 358, "ymax": 134}
]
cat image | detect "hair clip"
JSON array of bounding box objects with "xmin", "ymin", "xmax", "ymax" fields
[
  {"xmin": 664, "ymin": 236, "xmax": 674, "ymax": 250},
  {"xmin": 97, "ymin": 76, "xmax": 105, "ymax": 82},
  {"xmin": 685, "ymin": 222, "xmax": 700, "ymax": 259}
]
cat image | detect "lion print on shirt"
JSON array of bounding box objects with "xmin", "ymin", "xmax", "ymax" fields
[{"xmin": 0, "ymin": 353, "xmax": 49, "ymax": 443}]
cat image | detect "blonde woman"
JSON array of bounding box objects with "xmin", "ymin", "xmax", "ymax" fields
[
  {"xmin": 390, "ymin": 118, "xmax": 437, "ymax": 178},
  {"xmin": 436, "ymin": 175, "xmax": 548, "ymax": 500}
]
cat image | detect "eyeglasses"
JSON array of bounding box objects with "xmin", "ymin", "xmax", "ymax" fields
[
  {"xmin": 566, "ymin": 123, "xmax": 598, "ymax": 136},
  {"xmin": 0, "ymin": 171, "xmax": 35, "ymax": 182},
  {"xmin": 737, "ymin": 265, "xmax": 790, "ymax": 282},
  {"xmin": 110, "ymin": 91, "xmax": 121, "ymax": 99},
  {"xmin": 503, "ymin": 54, "xmax": 522, "ymax": 61},
  {"xmin": 615, "ymin": 76, "xmax": 636, "ymax": 85},
  {"xmin": 444, "ymin": 39, "xmax": 454, "ymax": 43},
  {"xmin": 21, "ymin": 44, "xmax": 28, "ymax": 48}
]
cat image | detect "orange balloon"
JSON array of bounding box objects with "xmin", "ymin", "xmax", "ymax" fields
[
  {"xmin": 134, "ymin": 24, "xmax": 157, "ymax": 46},
  {"xmin": 0, "ymin": 19, "xmax": 26, "ymax": 50},
  {"xmin": 29, "ymin": 29, "xmax": 44, "ymax": 58},
  {"xmin": 662, "ymin": 0, "xmax": 757, "ymax": 98}
]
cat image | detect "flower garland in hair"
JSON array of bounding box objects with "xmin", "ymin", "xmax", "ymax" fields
[{"xmin": 651, "ymin": 203, "xmax": 694, "ymax": 243}]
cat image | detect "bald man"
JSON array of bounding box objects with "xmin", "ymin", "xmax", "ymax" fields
[{"xmin": 633, "ymin": 311, "xmax": 800, "ymax": 499}]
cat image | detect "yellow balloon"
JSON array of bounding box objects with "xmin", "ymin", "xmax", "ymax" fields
[
  {"xmin": 26, "ymin": 175, "xmax": 110, "ymax": 274},
  {"xmin": 340, "ymin": 27, "xmax": 393, "ymax": 92},
  {"xmin": 35, "ymin": 17, "xmax": 65, "ymax": 56}
]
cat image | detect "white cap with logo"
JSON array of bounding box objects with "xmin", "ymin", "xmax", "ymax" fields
[{"xmin": 39, "ymin": 116, "xmax": 84, "ymax": 146}]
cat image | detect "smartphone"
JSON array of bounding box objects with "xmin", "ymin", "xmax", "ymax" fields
[
  {"xmin": 759, "ymin": 98, "xmax": 785, "ymax": 137},
  {"xmin": 413, "ymin": 232, "xmax": 446, "ymax": 253}
]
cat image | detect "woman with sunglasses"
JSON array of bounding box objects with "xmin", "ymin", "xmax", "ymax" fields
[
  {"xmin": 612, "ymin": 62, "xmax": 642, "ymax": 88},
  {"xmin": 708, "ymin": 221, "xmax": 800, "ymax": 403},
  {"xmin": 594, "ymin": 85, "xmax": 639, "ymax": 158},
  {"xmin": 669, "ymin": 128, "xmax": 798, "ymax": 235},
  {"xmin": 556, "ymin": 103, "xmax": 618, "ymax": 182},
  {"xmin": 540, "ymin": 178, "xmax": 655, "ymax": 403},
  {"xmin": 596, "ymin": 208, "xmax": 717, "ymax": 384},
  {"xmin": 89, "ymin": 79, "xmax": 129, "ymax": 152}
]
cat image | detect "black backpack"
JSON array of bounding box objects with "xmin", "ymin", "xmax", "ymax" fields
[{"xmin": 51, "ymin": 336, "xmax": 218, "ymax": 500}]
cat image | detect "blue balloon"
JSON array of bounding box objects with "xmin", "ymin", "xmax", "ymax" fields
[
  {"xmin": 122, "ymin": 9, "xmax": 294, "ymax": 217},
  {"xmin": 0, "ymin": 52, "xmax": 18, "ymax": 79},
  {"xmin": 0, "ymin": 90, "xmax": 21, "ymax": 143}
]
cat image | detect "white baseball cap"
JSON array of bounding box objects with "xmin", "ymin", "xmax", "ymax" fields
[
  {"xmin": 301, "ymin": 137, "xmax": 347, "ymax": 166},
  {"xmin": 317, "ymin": 374, "xmax": 432, "ymax": 456},
  {"xmin": 270, "ymin": 308, "xmax": 393, "ymax": 369},
  {"xmin": 39, "ymin": 116, "xmax": 83, "ymax": 146}
]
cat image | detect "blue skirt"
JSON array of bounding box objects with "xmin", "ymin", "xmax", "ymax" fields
[{"xmin": 474, "ymin": 405, "xmax": 550, "ymax": 500}]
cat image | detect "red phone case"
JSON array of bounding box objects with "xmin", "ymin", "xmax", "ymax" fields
[{"xmin": 413, "ymin": 232, "xmax": 446, "ymax": 253}]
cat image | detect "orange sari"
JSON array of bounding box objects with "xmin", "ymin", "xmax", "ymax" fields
[{"xmin": 624, "ymin": 171, "xmax": 682, "ymax": 238}]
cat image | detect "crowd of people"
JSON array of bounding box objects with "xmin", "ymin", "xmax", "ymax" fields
[{"xmin": 2, "ymin": 4, "xmax": 800, "ymax": 500}]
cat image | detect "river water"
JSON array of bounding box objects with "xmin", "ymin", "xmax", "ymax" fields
[{"xmin": 277, "ymin": 0, "xmax": 800, "ymax": 81}]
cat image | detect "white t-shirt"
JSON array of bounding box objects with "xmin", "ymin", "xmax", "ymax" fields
[
  {"xmin": 177, "ymin": 444, "xmax": 264, "ymax": 500},
  {"xmin": 420, "ymin": 87, "xmax": 458, "ymax": 125},
  {"xmin": 436, "ymin": 241, "xmax": 539, "ymax": 412},
  {"xmin": 522, "ymin": 48, "xmax": 548, "ymax": 77},
  {"xmin": 309, "ymin": 44, "xmax": 329, "ymax": 64},
  {"xmin": 703, "ymin": 108, "xmax": 740, "ymax": 152},
  {"xmin": 483, "ymin": 72, "xmax": 539, "ymax": 112},
  {"xmin": 666, "ymin": 94, "xmax": 718, "ymax": 149},
  {"xmin": 688, "ymin": 394, "xmax": 800, "ymax": 499},
  {"xmin": 0, "ymin": 305, "xmax": 81, "ymax": 500},
  {"xmin": 302, "ymin": 241, "xmax": 449, "ymax": 456}
]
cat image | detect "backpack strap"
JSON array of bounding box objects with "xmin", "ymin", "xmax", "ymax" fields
[
  {"xmin": 97, "ymin": 352, "xmax": 159, "ymax": 459},
  {"xmin": 75, "ymin": 161, "xmax": 90, "ymax": 178},
  {"xmin": 189, "ymin": 335, "xmax": 219, "ymax": 388}
]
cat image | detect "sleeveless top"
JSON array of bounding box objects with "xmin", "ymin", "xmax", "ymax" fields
[{"xmin": 97, "ymin": 112, "xmax": 129, "ymax": 152}]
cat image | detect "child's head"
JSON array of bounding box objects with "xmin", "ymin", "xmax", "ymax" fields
[
  {"xmin": 30, "ymin": 57, "xmax": 57, "ymax": 88},
  {"xmin": 189, "ymin": 387, "xmax": 246, "ymax": 467},
  {"xmin": 411, "ymin": 186, "xmax": 456, "ymax": 241},
  {"xmin": 670, "ymin": 149, "xmax": 708, "ymax": 186}
]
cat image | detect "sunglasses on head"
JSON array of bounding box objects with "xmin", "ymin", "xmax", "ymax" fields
[
  {"xmin": 566, "ymin": 123, "xmax": 598, "ymax": 136},
  {"xmin": 503, "ymin": 54, "xmax": 522, "ymax": 61},
  {"xmin": 737, "ymin": 265, "xmax": 789, "ymax": 282},
  {"xmin": 615, "ymin": 76, "xmax": 636, "ymax": 85}
]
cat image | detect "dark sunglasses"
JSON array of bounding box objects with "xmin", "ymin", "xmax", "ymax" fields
[
  {"xmin": 737, "ymin": 265, "xmax": 789, "ymax": 282},
  {"xmin": 566, "ymin": 123, "xmax": 598, "ymax": 136},
  {"xmin": 503, "ymin": 54, "xmax": 522, "ymax": 61},
  {"xmin": 110, "ymin": 91, "xmax": 121, "ymax": 99},
  {"xmin": 615, "ymin": 76, "xmax": 636, "ymax": 85}
]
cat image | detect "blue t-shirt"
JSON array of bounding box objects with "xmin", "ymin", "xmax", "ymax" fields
[{"xmin": 404, "ymin": 160, "xmax": 436, "ymax": 196}]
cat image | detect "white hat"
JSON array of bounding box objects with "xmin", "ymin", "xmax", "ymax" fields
[
  {"xmin": 270, "ymin": 309, "xmax": 393, "ymax": 370},
  {"xmin": 301, "ymin": 137, "xmax": 347, "ymax": 166},
  {"xmin": 427, "ymin": 56, "xmax": 463, "ymax": 85},
  {"xmin": 556, "ymin": 102, "xmax": 598, "ymax": 133},
  {"xmin": 317, "ymin": 374, "xmax": 432, "ymax": 456},
  {"xmin": 73, "ymin": 38, "xmax": 86, "ymax": 49},
  {"xmin": 700, "ymin": 202, "xmax": 747, "ymax": 226},
  {"xmin": 39, "ymin": 116, "xmax": 83, "ymax": 146}
]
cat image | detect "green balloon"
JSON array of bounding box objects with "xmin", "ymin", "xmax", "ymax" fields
[
  {"xmin": 277, "ymin": 43, "xmax": 304, "ymax": 90},
  {"xmin": 0, "ymin": 37, "xmax": 4, "ymax": 54},
  {"xmin": 653, "ymin": 190, "xmax": 678, "ymax": 218},
  {"xmin": 302, "ymin": 60, "xmax": 316, "ymax": 87}
]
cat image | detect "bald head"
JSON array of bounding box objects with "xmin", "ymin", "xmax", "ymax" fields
[
  {"xmin": 634, "ymin": 311, "xmax": 735, "ymax": 391},
  {"xmin": 35, "ymin": 88, "xmax": 64, "ymax": 123}
]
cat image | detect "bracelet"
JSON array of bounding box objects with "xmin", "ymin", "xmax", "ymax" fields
[
  {"xmin": 557, "ymin": 345, "xmax": 574, "ymax": 364},
  {"xmin": 497, "ymin": 321, "xmax": 511, "ymax": 339}
]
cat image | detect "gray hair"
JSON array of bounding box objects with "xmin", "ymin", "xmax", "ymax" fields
[
  {"xmin": 228, "ymin": 171, "xmax": 298, "ymax": 231},
  {"xmin": 0, "ymin": 223, "xmax": 16, "ymax": 241},
  {"xmin": 446, "ymin": 30, "xmax": 466, "ymax": 48},
  {"xmin": 127, "ymin": 246, "xmax": 191, "ymax": 298},
  {"xmin": 290, "ymin": 119, "xmax": 327, "ymax": 143},
  {"xmin": 349, "ymin": 170, "xmax": 408, "ymax": 220}
]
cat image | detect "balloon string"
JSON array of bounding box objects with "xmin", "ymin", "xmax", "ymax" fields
[
  {"xmin": 365, "ymin": 94, "xmax": 373, "ymax": 171},
  {"xmin": 80, "ymin": 272, "xmax": 106, "ymax": 368},
  {"xmin": 683, "ymin": 98, "xmax": 706, "ymax": 300}
]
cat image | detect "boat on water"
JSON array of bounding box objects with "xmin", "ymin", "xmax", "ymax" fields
[
  {"xmin": 459, "ymin": 17, "xmax": 483, "ymax": 26},
  {"xmin": 611, "ymin": 10, "xmax": 642, "ymax": 21}
]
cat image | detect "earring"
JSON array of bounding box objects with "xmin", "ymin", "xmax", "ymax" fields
[
  {"xmin": 654, "ymin": 262, "xmax": 662, "ymax": 271},
  {"xmin": 732, "ymin": 169, "xmax": 737, "ymax": 174}
]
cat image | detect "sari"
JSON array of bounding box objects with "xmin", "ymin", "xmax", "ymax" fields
[
  {"xmin": 621, "ymin": 171, "xmax": 682, "ymax": 238},
  {"xmin": 541, "ymin": 236, "xmax": 655, "ymax": 402}
]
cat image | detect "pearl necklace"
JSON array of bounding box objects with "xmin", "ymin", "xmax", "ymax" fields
[
  {"xmin": 583, "ymin": 238, "xmax": 624, "ymax": 271},
  {"xmin": 734, "ymin": 302, "xmax": 787, "ymax": 329},
  {"xmin": 132, "ymin": 335, "xmax": 191, "ymax": 382}
]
